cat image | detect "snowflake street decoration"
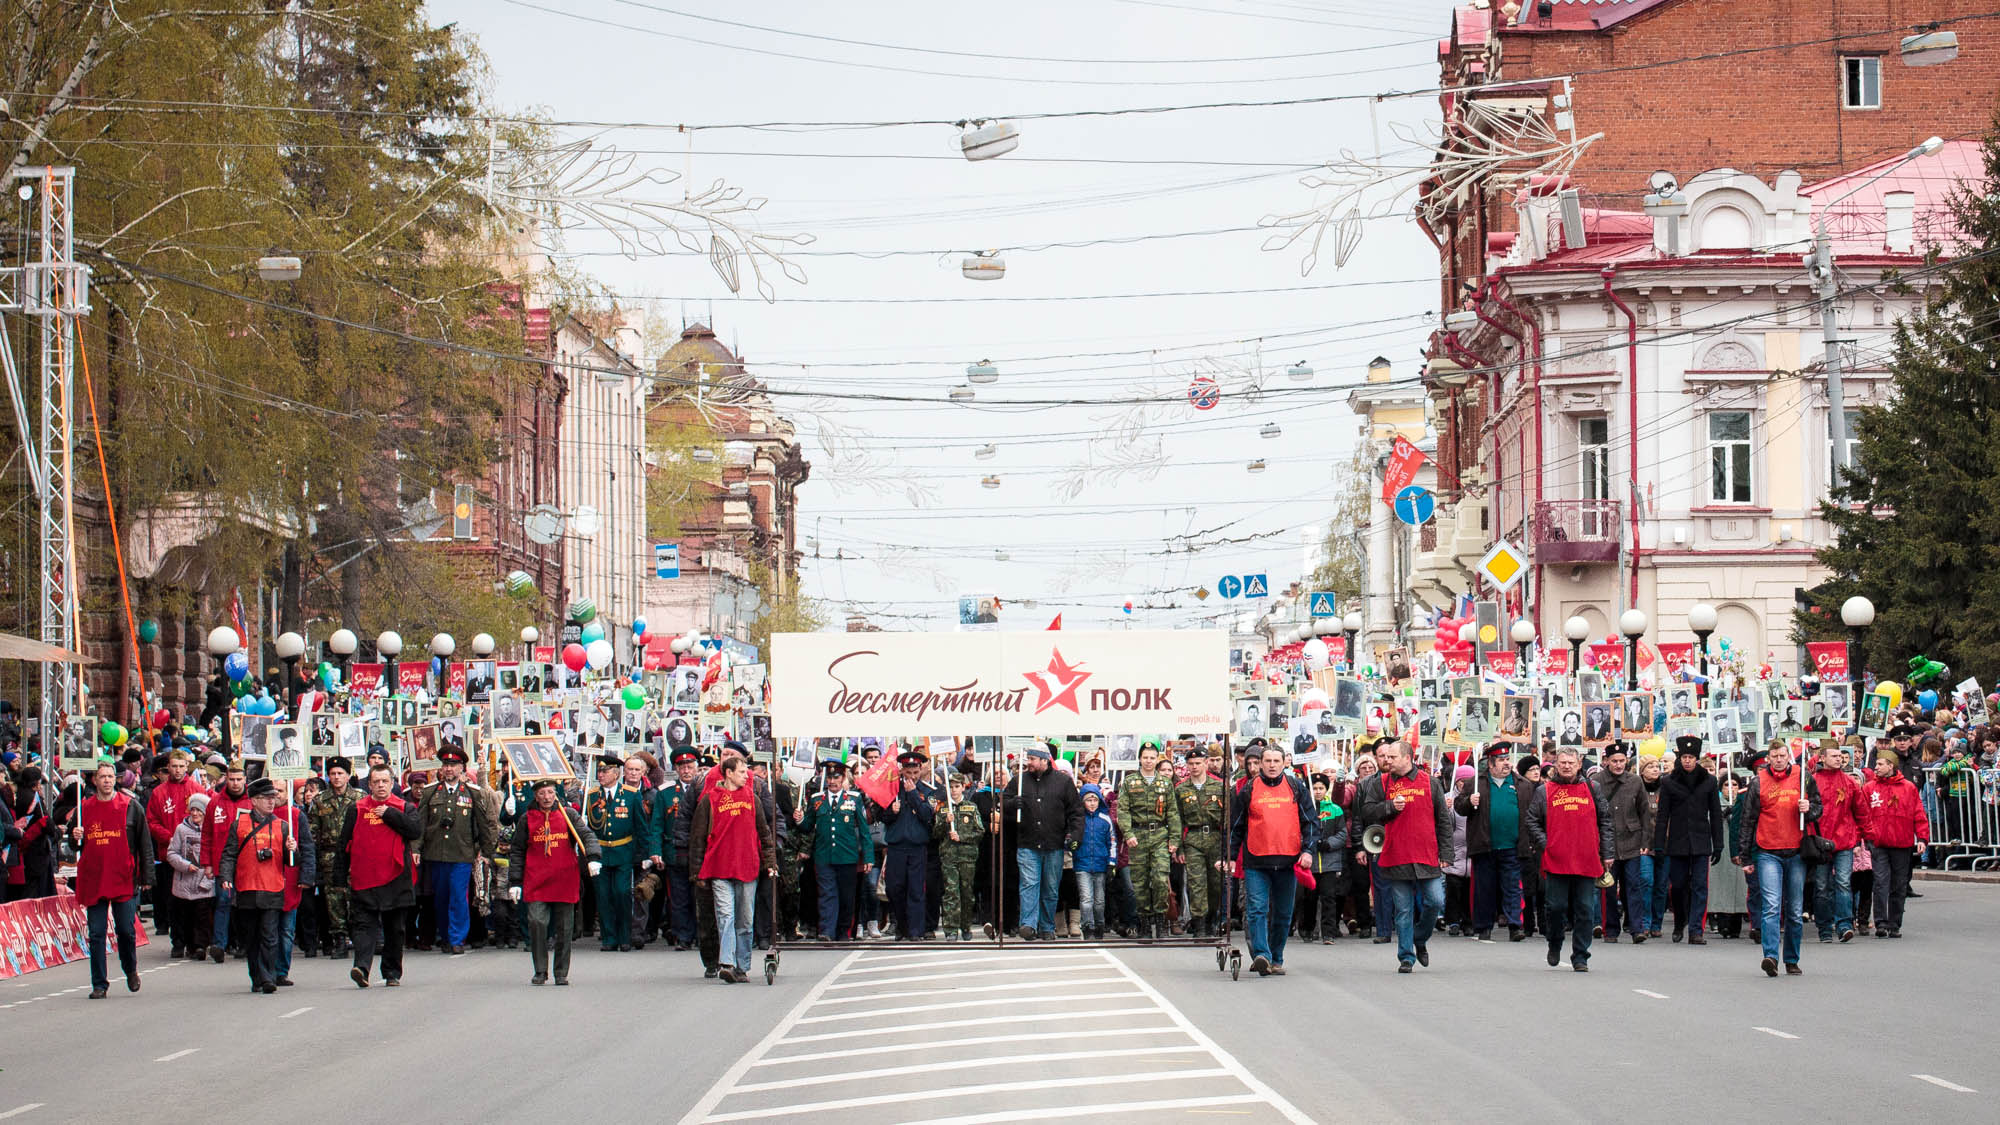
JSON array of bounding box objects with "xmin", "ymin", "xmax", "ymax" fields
[
  {"xmin": 480, "ymin": 135, "xmax": 813, "ymax": 301},
  {"xmin": 1261, "ymin": 96, "xmax": 1602, "ymax": 274},
  {"xmin": 807, "ymin": 413, "xmax": 941, "ymax": 508}
]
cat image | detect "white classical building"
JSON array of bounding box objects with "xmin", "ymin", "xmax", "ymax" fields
[{"xmin": 1413, "ymin": 142, "xmax": 1974, "ymax": 672}]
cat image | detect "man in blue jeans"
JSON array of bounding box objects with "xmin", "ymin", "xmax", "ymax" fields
[
  {"xmin": 1003, "ymin": 744, "xmax": 1082, "ymax": 940},
  {"xmin": 1811, "ymin": 744, "xmax": 1863, "ymax": 943},
  {"xmin": 1359, "ymin": 740, "xmax": 1454, "ymax": 974},
  {"xmin": 1453, "ymin": 744, "xmax": 1531, "ymax": 941},
  {"xmin": 1596, "ymin": 745, "xmax": 1653, "ymax": 942},
  {"xmin": 1736, "ymin": 742, "xmax": 1822, "ymax": 976},
  {"xmin": 1229, "ymin": 744, "xmax": 1316, "ymax": 975}
]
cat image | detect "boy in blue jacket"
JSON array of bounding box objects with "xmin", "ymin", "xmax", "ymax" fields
[{"xmin": 1074, "ymin": 784, "xmax": 1115, "ymax": 940}]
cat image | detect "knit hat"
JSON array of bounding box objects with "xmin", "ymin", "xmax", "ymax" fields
[
  {"xmin": 1516, "ymin": 755, "xmax": 1539, "ymax": 778},
  {"xmin": 1080, "ymin": 783, "xmax": 1102, "ymax": 802},
  {"xmin": 187, "ymin": 792, "xmax": 210, "ymax": 814}
]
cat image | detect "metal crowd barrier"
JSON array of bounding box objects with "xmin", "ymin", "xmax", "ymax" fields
[{"xmin": 1923, "ymin": 764, "xmax": 2000, "ymax": 872}]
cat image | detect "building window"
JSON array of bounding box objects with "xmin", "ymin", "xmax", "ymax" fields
[
  {"xmin": 1579, "ymin": 416, "xmax": 1611, "ymax": 536},
  {"xmin": 1828, "ymin": 431, "xmax": 1861, "ymax": 491},
  {"xmin": 1708, "ymin": 411, "xmax": 1753, "ymax": 503},
  {"xmin": 1844, "ymin": 56, "xmax": 1881, "ymax": 109}
]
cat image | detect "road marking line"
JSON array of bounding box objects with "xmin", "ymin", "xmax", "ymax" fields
[
  {"xmin": 809, "ymin": 976, "xmax": 1128, "ymax": 1006},
  {"xmin": 733, "ymin": 1045, "xmax": 1209, "ymax": 1093},
  {"xmin": 279, "ymin": 1006, "xmax": 314, "ymax": 1019},
  {"xmin": 1912, "ymin": 1074, "xmax": 1976, "ymax": 1093},
  {"xmin": 703, "ymin": 1068, "xmax": 1234, "ymax": 1121},
  {"xmin": 1632, "ymin": 989, "xmax": 1669, "ymax": 999},
  {"xmin": 840, "ymin": 952, "xmax": 1097, "ymax": 974},
  {"xmin": 897, "ymin": 1094, "xmax": 1267, "ymax": 1125},
  {"xmin": 824, "ymin": 963, "xmax": 1106, "ymax": 989},
  {"xmin": 754, "ymin": 1026, "xmax": 1190, "ymax": 1067},
  {"xmin": 0, "ymin": 1106, "xmax": 44, "ymax": 1121},
  {"xmin": 1098, "ymin": 949, "xmax": 1318, "ymax": 1125},
  {"xmin": 1752, "ymin": 1027, "xmax": 1799, "ymax": 1040},
  {"xmin": 674, "ymin": 949, "xmax": 864, "ymax": 1125},
  {"xmin": 155, "ymin": 1049, "xmax": 200, "ymax": 1062},
  {"xmin": 797, "ymin": 990, "xmax": 1140, "ymax": 1024},
  {"xmin": 779, "ymin": 1008, "xmax": 1166, "ymax": 1046}
]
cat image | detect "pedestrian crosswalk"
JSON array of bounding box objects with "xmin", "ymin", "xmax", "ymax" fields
[{"xmin": 678, "ymin": 947, "xmax": 1311, "ymax": 1124}]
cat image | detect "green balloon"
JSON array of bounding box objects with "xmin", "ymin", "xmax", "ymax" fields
[
  {"xmin": 230, "ymin": 679, "xmax": 251, "ymax": 698},
  {"xmin": 99, "ymin": 720, "xmax": 126, "ymax": 746},
  {"xmin": 621, "ymin": 684, "xmax": 647, "ymax": 711},
  {"xmin": 138, "ymin": 618, "xmax": 159, "ymax": 644}
]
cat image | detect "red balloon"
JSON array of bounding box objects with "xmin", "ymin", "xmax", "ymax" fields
[{"xmin": 562, "ymin": 642, "xmax": 588, "ymax": 672}]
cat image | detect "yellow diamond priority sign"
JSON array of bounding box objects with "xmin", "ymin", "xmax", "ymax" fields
[{"xmin": 1476, "ymin": 538, "xmax": 1528, "ymax": 591}]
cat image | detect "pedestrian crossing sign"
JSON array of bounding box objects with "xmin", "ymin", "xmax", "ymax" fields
[
  {"xmin": 1476, "ymin": 539, "xmax": 1528, "ymax": 591},
  {"xmin": 1243, "ymin": 574, "xmax": 1268, "ymax": 598},
  {"xmin": 1308, "ymin": 592, "xmax": 1337, "ymax": 618}
]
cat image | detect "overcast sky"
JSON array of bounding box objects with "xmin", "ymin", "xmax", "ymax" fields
[{"xmin": 431, "ymin": 0, "xmax": 1469, "ymax": 632}]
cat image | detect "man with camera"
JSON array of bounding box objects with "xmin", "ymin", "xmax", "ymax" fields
[{"xmin": 218, "ymin": 777, "xmax": 316, "ymax": 994}]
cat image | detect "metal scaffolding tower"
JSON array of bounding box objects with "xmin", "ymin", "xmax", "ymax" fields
[{"xmin": 1, "ymin": 166, "xmax": 90, "ymax": 752}]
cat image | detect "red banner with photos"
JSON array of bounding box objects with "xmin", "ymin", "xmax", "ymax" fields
[{"xmin": 0, "ymin": 891, "xmax": 149, "ymax": 979}]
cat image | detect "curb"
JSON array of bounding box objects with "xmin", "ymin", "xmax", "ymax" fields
[{"xmin": 1914, "ymin": 869, "xmax": 2000, "ymax": 883}]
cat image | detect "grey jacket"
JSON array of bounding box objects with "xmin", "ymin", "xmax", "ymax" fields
[
  {"xmin": 1598, "ymin": 768, "xmax": 1654, "ymax": 860},
  {"xmin": 1357, "ymin": 768, "xmax": 1456, "ymax": 880}
]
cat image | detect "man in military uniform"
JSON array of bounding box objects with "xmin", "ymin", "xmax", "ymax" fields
[
  {"xmin": 585, "ymin": 754, "xmax": 655, "ymax": 951},
  {"xmin": 936, "ymin": 768, "xmax": 986, "ymax": 941},
  {"xmin": 1117, "ymin": 740, "xmax": 1182, "ymax": 939},
  {"xmin": 659, "ymin": 747, "xmax": 702, "ymax": 950},
  {"xmin": 306, "ymin": 756, "xmax": 362, "ymax": 956},
  {"xmin": 1174, "ymin": 743, "xmax": 1228, "ymax": 937},
  {"xmin": 415, "ymin": 745, "xmax": 498, "ymax": 955},
  {"xmin": 798, "ymin": 759, "xmax": 874, "ymax": 940}
]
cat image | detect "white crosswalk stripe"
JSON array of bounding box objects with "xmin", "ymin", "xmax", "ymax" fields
[{"xmin": 678, "ymin": 948, "xmax": 1311, "ymax": 1125}]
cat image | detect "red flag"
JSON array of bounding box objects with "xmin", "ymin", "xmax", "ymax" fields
[
  {"xmin": 1586, "ymin": 643, "xmax": 1626, "ymax": 679},
  {"xmin": 1485, "ymin": 651, "xmax": 1518, "ymax": 677},
  {"xmin": 1655, "ymin": 642, "xmax": 1696, "ymax": 677},
  {"xmin": 1380, "ymin": 435, "xmax": 1429, "ymax": 503},
  {"xmin": 1805, "ymin": 641, "xmax": 1850, "ymax": 680},
  {"xmin": 1047, "ymin": 613, "xmax": 1062, "ymax": 631},
  {"xmin": 854, "ymin": 751, "xmax": 899, "ymax": 809}
]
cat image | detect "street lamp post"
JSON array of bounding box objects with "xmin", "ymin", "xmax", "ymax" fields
[
  {"xmin": 1342, "ymin": 611, "xmax": 1362, "ymax": 672},
  {"xmin": 1841, "ymin": 595, "xmax": 1876, "ymax": 713},
  {"xmin": 1619, "ymin": 609, "xmax": 1649, "ymax": 693},
  {"xmin": 520, "ymin": 626, "xmax": 539, "ymax": 662},
  {"xmin": 274, "ymin": 631, "xmax": 306, "ymax": 716},
  {"xmin": 1564, "ymin": 615, "xmax": 1591, "ymax": 692},
  {"xmin": 327, "ymin": 628, "xmax": 357, "ymax": 686},
  {"xmin": 206, "ymin": 626, "xmax": 241, "ymax": 757},
  {"xmin": 429, "ymin": 633, "xmax": 456, "ymax": 695},
  {"xmin": 1688, "ymin": 603, "xmax": 1718, "ymax": 704},
  {"xmin": 377, "ymin": 631, "xmax": 403, "ymax": 699},
  {"xmin": 1510, "ymin": 619, "xmax": 1536, "ymax": 669},
  {"xmin": 1459, "ymin": 622, "xmax": 1480, "ymax": 672}
]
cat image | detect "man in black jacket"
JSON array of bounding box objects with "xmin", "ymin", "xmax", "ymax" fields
[
  {"xmin": 1453, "ymin": 743, "xmax": 1534, "ymax": 942},
  {"xmin": 1652, "ymin": 735, "xmax": 1724, "ymax": 944},
  {"xmin": 1229, "ymin": 744, "xmax": 1316, "ymax": 976},
  {"xmin": 1001, "ymin": 745, "xmax": 1082, "ymax": 940}
]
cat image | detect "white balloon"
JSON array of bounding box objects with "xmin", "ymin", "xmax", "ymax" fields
[
  {"xmin": 1300, "ymin": 687, "xmax": 1330, "ymax": 710},
  {"xmin": 585, "ymin": 638, "xmax": 614, "ymax": 670},
  {"xmin": 669, "ymin": 636, "xmax": 691, "ymax": 655},
  {"xmin": 1302, "ymin": 637, "xmax": 1330, "ymax": 670}
]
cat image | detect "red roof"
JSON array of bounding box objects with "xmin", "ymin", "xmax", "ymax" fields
[{"xmin": 1486, "ymin": 0, "xmax": 1680, "ymax": 33}]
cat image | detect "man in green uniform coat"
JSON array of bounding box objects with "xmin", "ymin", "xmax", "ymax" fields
[
  {"xmin": 306, "ymin": 756, "xmax": 361, "ymax": 955},
  {"xmin": 1174, "ymin": 743, "xmax": 1229, "ymax": 937},
  {"xmin": 1118, "ymin": 740, "xmax": 1183, "ymax": 939},
  {"xmin": 585, "ymin": 754, "xmax": 656, "ymax": 951},
  {"xmin": 797, "ymin": 760, "xmax": 874, "ymax": 940},
  {"xmin": 935, "ymin": 768, "xmax": 986, "ymax": 940}
]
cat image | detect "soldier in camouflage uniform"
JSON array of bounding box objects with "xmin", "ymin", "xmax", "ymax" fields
[
  {"xmin": 1173, "ymin": 744, "xmax": 1229, "ymax": 938},
  {"xmin": 1117, "ymin": 741, "xmax": 1182, "ymax": 939},
  {"xmin": 306, "ymin": 756, "xmax": 362, "ymax": 956},
  {"xmin": 934, "ymin": 770, "xmax": 986, "ymax": 940}
]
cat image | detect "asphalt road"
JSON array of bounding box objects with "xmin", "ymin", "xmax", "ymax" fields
[{"xmin": 1, "ymin": 883, "xmax": 1992, "ymax": 1123}]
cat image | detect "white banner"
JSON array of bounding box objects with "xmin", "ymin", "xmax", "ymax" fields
[{"xmin": 770, "ymin": 630, "xmax": 1230, "ymax": 737}]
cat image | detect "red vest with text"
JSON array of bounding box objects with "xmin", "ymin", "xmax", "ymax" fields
[
  {"xmin": 231, "ymin": 812, "xmax": 288, "ymax": 894},
  {"xmin": 75, "ymin": 795, "xmax": 135, "ymax": 907},
  {"xmin": 1378, "ymin": 769, "xmax": 1439, "ymax": 869},
  {"xmin": 348, "ymin": 796, "xmax": 409, "ymax": 892},
  {"xmin": 522, "ymin": 806, "xmax": 581, "ymax": 903},
  {"xmin": 1755, "ymin": 765, "xmax": 1806, "ymax": 851},
  {"xmin": 698, "ymin": 784, "xmax": 761, "ymax": 882},
  {"xmin": 1245, "ymin": 776, "xmax": 1302, "ymax": 858},
  {"xmin": 1540, "ymin": 779, "xmax": 1604, "ymax": 878}
]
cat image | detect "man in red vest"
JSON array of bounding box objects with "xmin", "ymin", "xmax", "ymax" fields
[
  {"xmin": 1227, "ymin": 743, "xmax": 1316, "ymax": 977},
  {"xmin": 337, "ymin": 764, "xmax": 423, "ymax": 988},
  {"xmin": 1359, "ymin": 739, "xmax": 1454, "ymax": 974},
  {"xmin": 508, "ymin": 777, "xmax": 602, "ymax": 986},
  {"xmin": 219, "ymin": 777, "xmax": 311, "ymax": 994},
  {"xmin": 1735, "ymin": 742, "xmax": 1823, "ymax": 977},
  {"xmin": 1524, "ymin": 747, "xmax": 1614, "ymax": 971},
  {"xmin": 72, "ymin": 760, "xmax": 153, "ymax": 999}
]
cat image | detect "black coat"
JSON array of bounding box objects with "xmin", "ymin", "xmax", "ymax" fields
[
  {"xmin": 1358, "ymin": 769, "xmax": 1456, "ymax": 879},
  {"xmin": 1652, "ymin": 764, "xmax": 1725, "ymax": 858},
  {"xmin": 1001, "ymin": 766, "xmax": 1083, "ymax": 852},
  {"xmin": 1452, "ymin": 770, "xmax": 1535, "ymax": 858}
]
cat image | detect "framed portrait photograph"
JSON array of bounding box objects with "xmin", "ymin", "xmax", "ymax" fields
[
  {"xmin": 1418, "ymin": 697, "xmax": 1445, "ymax": 746},
  {"xmin": 1666, "ymin": 685, "xmax": 1700, "ymax": 731},
  {"xmin": 1449, "ymin": 676, "xmax": 1481, "ymax": 701},
  {"xmin": 672, "ymin": 667, "xmax": 702, "ymax": 709},
  {"xmin": 267, "ymin": 723, "xmax": 309, "ymax": 779},
  {"xmin": 489, "ymin": 690, "xmax": 525, "ymax": 736},
  {"xmin": 1617, "ymin": 692, "xmax": 1654, "ymax": 738},
  {"xmin": 1857, "ymin": 691, "xmax": 1892, "ymax": 736},
  {"xmin": 1577, "ymin": 671, "xmax": 1608, "ymax": 703},
  {"xmin": 497, "ymin": 662, "xmax": 520, "ymax": 694},
  {"xmin": 465, "ymin": 660, "xmax": 495, "ymax": 704},
  {"xmin": 1234, "ymin": 698, "xmax": 1266, "ymax": 741},
  {"xmin": 520, "ymin": 663, "xmax": 548, "ymax": 699},
  {"xmin": 237, "ymin": 714, "xmax": 274, "ymax": 761},
  {"xmin": 1106, "ymin": 734, "xmax": 1141, "ymax": 772},
  {"xmin": 407, "ymin": 723, "xmax": 442, "ymax": 772},
  {"xmin": 1581, "ymin": 701, "xmax": 1614, "ymax": 749},
  {"xmin": 337, "ymin": 719, "xmax": 367, "ymax": 759},
  {"xmin": 1709, "ymin": 707, "xmax": 1741, "ymax": 750},
  {"xmin": 1802, "ymin": 696, "xmax": 1831, "ymax": 735},
  {"xmin": 1554, "ymin": 707, "xmax": 1584, "ymax": 747},
  {"xmin": 1821, "ymin": 682, "xmax": 1852, "ymax": 723},
  {"xmin": 1460, "ymin": 695, "xmax": 1497, "ymax": 741},
  {"xmin": 664, "ymin": 713, "xmax": 694, "ymax": 749},
  {"xmin": 501, "ymin": 735, "xmax": 574, "ymax": 782},
  {"xmin": 1772, "ymin": 701, "xmax": 1806, "ymax": 736},
  {"xmin": 1331, "ymin": 678, "xmax": 1366, "ymax": 730},
  {"xmin": 309, "ymin": 711, "xmax": 338, "ymax": 749},
  {"xmin": 1500, "ymin": 695, "xmax": 1533, "ymax": 740}
]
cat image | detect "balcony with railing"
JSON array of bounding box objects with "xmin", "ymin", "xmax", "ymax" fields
[{"xmin": 1533, "ymin": 499, "xmax": 1621, "ymax": 564}]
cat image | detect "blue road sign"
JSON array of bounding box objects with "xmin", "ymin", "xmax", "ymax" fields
[
  {"xmin": 1243, "ymin": 573, "xmax": 1268, "ymax": 598},
  {"xmin": 1309, "ymin": 592, "xmax": 1338, "ymax": 618},
  {"xmin": 1217, "ymin": 575, "xmax": 1243, "ymax": 599},
  {"xmin": 654, "ymin": 542, "xmax": 680, "ymax": 579},
  {"xmin": 1393, "ymin": 485, "xmax": 1436, "ymax": 526}
]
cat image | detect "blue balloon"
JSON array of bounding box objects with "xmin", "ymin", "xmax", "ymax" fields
[
  {"xmin": 631, "ymin": 671, "xmax": 643, "ymax": 684},
  {"xmin": 632, "ymin": 617, "xmax": 647, "ymax": 638},
  {"xmin": 256, "ymin": 695, "xmax": 279, "ymax": 716},
  {"xmin": 431, "ymin": 655, "xmax": 445, "ymax": 676},
  {"xmin": 224, "ymin": 652, "xmax": 249, "ymax": 681},
  {"xmin": 580, "ymin": 621, "xmax": 606, "ymax": 645},
  {"xmin": 1918, "ymin": 689, "xmax": 1940, "ymax": 711},
  {"xmin": 235, "ymin": 696, "xmax": 254, "ymax": 713}
]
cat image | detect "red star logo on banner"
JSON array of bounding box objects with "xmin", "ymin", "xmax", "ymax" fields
[{"xmin": 1023, "ymin": 647, "xmax": 1092, "ymax": 715}]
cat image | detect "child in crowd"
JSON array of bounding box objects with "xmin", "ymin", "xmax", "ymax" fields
[
  {"xmin": 164, "ymin": 792, "xmax": 215, "ymax": 958},
  {"xmin": 1305, "ymin": 775, "xmax": 1346, "ymax": 943},
  {"xmin": 1073, "ymin": 784, "xmax": 1114, "ymax": 940}
]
